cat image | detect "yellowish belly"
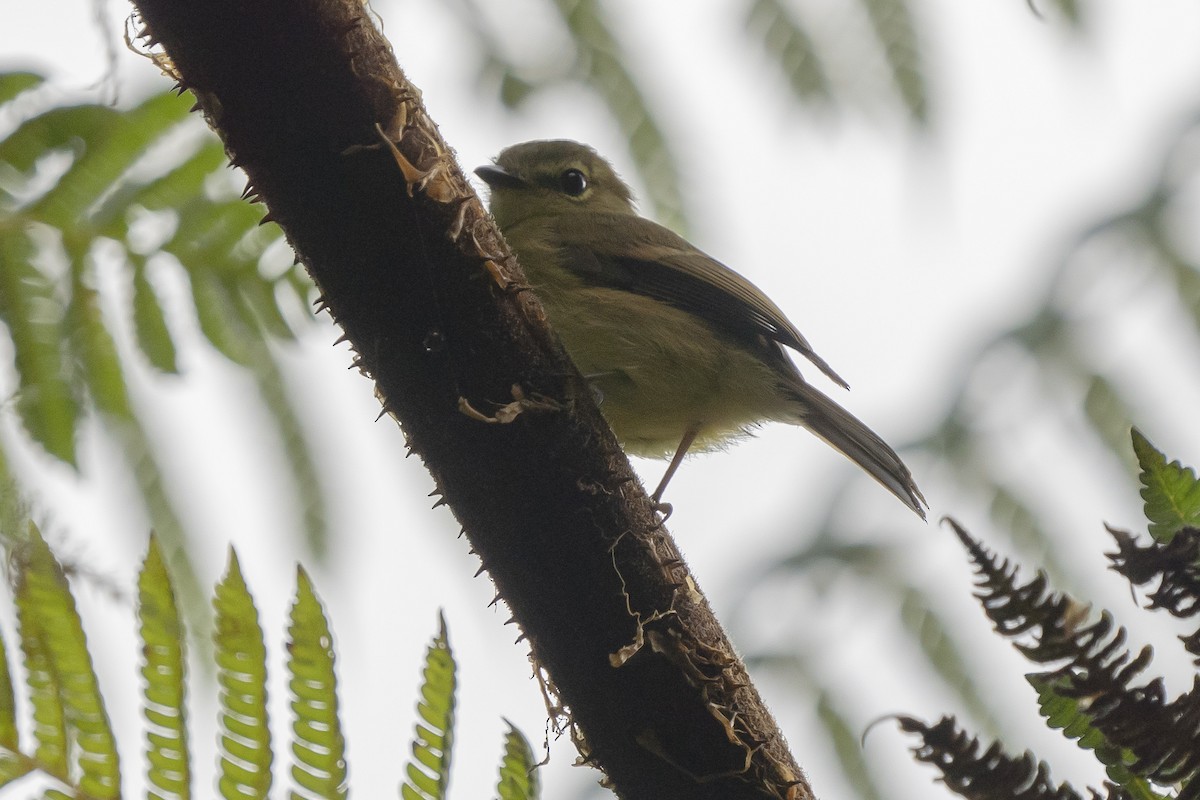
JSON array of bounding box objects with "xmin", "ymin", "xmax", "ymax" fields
[{"xmin": 541, "ymin": 286, "xmax": 796, "ymax": 458}]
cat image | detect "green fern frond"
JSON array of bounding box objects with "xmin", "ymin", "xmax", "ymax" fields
[
  {"xmin": 948, "ymin": 517, "xmax": 1076, "ymax": 645},
  {"xmin": 1025, "ymin": 674, "xmax": 1166, "ymax": 795},
  {"xmin": 897, "ymin": 715, "xmax": 1136, "ymax": 800},
  {"xmin": 401, "ymin": 614, "xmax": 456, "ymax": 800},
  {"xmin": 139, "ymin": 536, "xmax": 190, "ymax": 800},
  {"xmin": 25, "ymin": 93, "xmax": 187, "ymax": 229},
  {"xmin": 1106, "ymin": 526, "xmax": 1200, "ymax": 618},
  {"xmin": 549, "ymin": 0, "xmax": 687, "ymax": 233},
  {"xmin": 0, "ymin": 625, "xmax": 34, "ymax": 790},
  {"xmin": 816, "ymin": 693, "xmax": 882, "ymax": 800},
  {"xmin": 1106, "ymin": 525, "xmax": 1200, "ymax": 660},
  {"xmin": 950, "ymin": 518, "xmax": 1200, "ymax": 792},
  {"xmin": 495, "ymin": 720, "xmax": 538, "ymax": 800},
  {"xmin": 763, "ymin": 534, "xmax": 1009, "ymax": 742},
  {"xmin": 1054, "ymin": 0, "xmax": 1084, "ymax": 25},
  {"xmin": 1082, "ymin": 376, "xmax": 1138, "ymax": 473},
  {"xmin": 0, "ymin": 229, "xmax": 80, "ymax": 466},
  {"xmin": 167, "ymin": 197, "xmax": 271, "ymax": 277},
  {"xmin": 0, "ymin": 510, "xmax": 546, "ymax": 800},
  {"xmin": 174, "ymin": 239, "xmax": 329, "ymax": 552},
  {"xmin": 14, "ymin": 572, "xmax": 68, "ymax": 780},
  {"xmin": 93, "ymin": 136, "xmax": 224, "ymax": 229},
  {"xmin": 0, "ymin": 72, "xmax": 43, "ymax": 107},
  {"xmin": 286, "ymin": 567, "xmax": 348, "ymax": 800},
  {"xmin": 213, "ymin": 549, "xmax": 272, "ymax": 800},
  {"xmin": 744, "ymin": 0, "xmax": 832, "ymax": 105},
  {"xmin": 1025, "ymin": 0, "xmax": 1086, "ymax": 27},
  {"xmin": 1131, "ymin": 429, "xmax": 1200, "ymax": 543},
  {"xmin": 0, "ymin": 452, "xmax": 18, "ymax": 534},
  {"xmin": 0, "ymin": 626, "xmax": 17, "ymax": 751},
  {"xmin": 857, "ymin": 0, "xmax": 929, "ymax": 123},
  {"xmin": 0, "ymin": 104, "xmax": 120, "ymax": 187},
  {"xmin": 986, "ymin": 484, "xmax": 1077, "ymax": 587},
  {"xmin": 447, "ymin": 0, "xmax": 687, "ymax": 229},
  {"xmin": 68, "ymin": 282, "xmax": 131, "ymax": 419},
  {"xmin": 130, "ymin": 254, "xmax": 179, "ymax": 373},
  {"xmin": 1, "ymin": 69, "xmax": 327, "ymax": 591},
  {"xmin": 898, "ymin": 588, "xmax": 1002, "ymax": 737},
  {"xmin": 1150, "ymin": 234, "xmax": 1200, "ymax": 334},
  {"xmin": 187, "ymin": 267, "xmax": 258, "ymax": 366},
  {"xmin": 0, "ymin": 85, "xmax": 205, "ymax": 606},
  {"xmin": 66, "ymin": 274, "xmax": 204, "ymax": 620},
  {"xmin": 249, "ymin": 350, "xmax": 327, "ymax": 558},
  {"xmin": 0, "ymin": 755, "xmax": 29, "ymax": 790},
  {"xmin": 13, "ymin": 524, "xmax": 121, "ymax": 798}
]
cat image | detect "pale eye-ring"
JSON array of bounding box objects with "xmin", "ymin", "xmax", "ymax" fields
[{"xmin": 559, "ymin": 168, "xmax": 588, "ymax": 196}]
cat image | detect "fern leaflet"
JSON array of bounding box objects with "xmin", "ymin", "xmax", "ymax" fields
[
  {"xmin": 401, "ymin": 613, "xmax": 456, "ymax": 800},
  {"xmin": 213, "ymin": 548, "xmax": 272, "ymax": 800},
  {"xmin": 139, "ymin": 536, "xmax": 190, "ymax": 800},
  {"xmin": 495, "ymin": 721, "xmax": 539, "ymax": 800},
  {"xmin": 286, "ymin": 567, "xmax": 348, "ymax": 800}
]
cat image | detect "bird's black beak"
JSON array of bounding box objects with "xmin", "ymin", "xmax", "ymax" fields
[{"xmin": 474, "ymin": 164, "xmax": 527, "ymax": 190}]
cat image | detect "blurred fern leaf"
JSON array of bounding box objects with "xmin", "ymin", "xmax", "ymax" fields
[
  {"xmin": 495, "ymin": 721, "xmax": 539, "ymax": 800},
  {"xmin": 0, "ymin": 70, "xmax": 332, "ymax": 605}
]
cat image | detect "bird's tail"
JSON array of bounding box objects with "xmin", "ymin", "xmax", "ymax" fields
[{"xmin": 789, "ymin": 383, "xmax": 927, "ymax": 519}]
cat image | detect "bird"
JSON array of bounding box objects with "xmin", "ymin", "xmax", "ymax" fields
[{"xmin": 474, "ymin": 140, "xmax": 926, "ymax": 518}]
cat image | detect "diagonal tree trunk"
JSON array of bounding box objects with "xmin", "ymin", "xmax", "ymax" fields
[{"xmin": 127, "ymin": 0, "xmax": 811, "ymax": 796}]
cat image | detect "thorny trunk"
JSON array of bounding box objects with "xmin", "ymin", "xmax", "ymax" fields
[{"xmin": 127, "ymin": 0, "xmax": 812, "ymax": 796}]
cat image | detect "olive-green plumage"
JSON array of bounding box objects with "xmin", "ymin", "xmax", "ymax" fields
[{"xmin": 476, "ymin": 140, "xmax": 926, "ymax": 518}]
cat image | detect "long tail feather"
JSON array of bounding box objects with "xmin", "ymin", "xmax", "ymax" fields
[{"xmin": 790, "ymin": 383, "xmax": 927, "ymax": 518}]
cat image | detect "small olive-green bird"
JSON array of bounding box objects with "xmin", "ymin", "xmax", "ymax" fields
[{"xmin": 475, "ymin": 140, "xmax": 926, "ymax": 518}]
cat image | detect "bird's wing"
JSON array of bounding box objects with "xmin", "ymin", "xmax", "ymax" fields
[{"xmin": 556, "ymin": 214, "xmax": 849, "ymax": 389}]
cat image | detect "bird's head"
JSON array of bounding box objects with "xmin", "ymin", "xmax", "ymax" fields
[{"xmin": 475, "ymin": 140, "xmax": 637, "ymax": 228}]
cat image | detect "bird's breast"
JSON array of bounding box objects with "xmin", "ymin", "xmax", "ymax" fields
[{"xmin": 539, "ymin": 285, "xmax": 796, "ymax": 458}]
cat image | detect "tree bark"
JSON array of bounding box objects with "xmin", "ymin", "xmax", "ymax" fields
[{"xmin": 128, "ymin": 0, "xmax": 812, "ymax": 797}]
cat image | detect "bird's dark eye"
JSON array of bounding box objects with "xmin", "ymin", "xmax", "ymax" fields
[{"xmin": 559, "ymin": 168, "xmax": 588, "ymax": 196}]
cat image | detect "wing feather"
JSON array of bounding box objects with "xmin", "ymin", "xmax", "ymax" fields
[{"xmin": 556, "ymin": 215, "xmax": 849, "ymax": 389}]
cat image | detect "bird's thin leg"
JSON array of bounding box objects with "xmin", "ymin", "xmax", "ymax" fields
[{"xmin": 651, "ymin": 424, "xmax": 701, "ymax": 504}]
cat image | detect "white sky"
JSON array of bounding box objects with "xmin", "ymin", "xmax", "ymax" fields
[{"xmin": 3, "ymin": 1, "xmax": 1200, "ymax": 799}]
